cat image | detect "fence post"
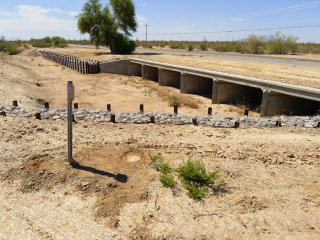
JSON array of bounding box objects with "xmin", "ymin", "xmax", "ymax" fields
[{"xmin": 67, "ymin": 81, "xmax": 75, "ymax": 165}]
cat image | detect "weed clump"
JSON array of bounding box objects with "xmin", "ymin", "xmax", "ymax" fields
[
  {"xmin": 149, "ymin": 154, "xmax": 222, "ymax": 199},
  {"xmin": 178, "ymin": 158, "xmax": 220, "ymax": 199}
]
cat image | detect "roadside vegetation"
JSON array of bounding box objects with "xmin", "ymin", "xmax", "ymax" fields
[
  {"xmin": 29, "ymin": 36, "xmax": 67, "ymax": 48},
  {"xmin": 149, "ymin": 153, "xmax": 223, "ymax": 199},
  {"xmin": 0, "ymin": 36, "xmax": 29, "ymax": 55}
]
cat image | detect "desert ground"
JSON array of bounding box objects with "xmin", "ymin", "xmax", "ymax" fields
[{"xmin": 1, "ymin": 47, "xmax": 320, "ymax": 239}]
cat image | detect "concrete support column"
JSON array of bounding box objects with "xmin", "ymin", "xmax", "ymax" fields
[{"xmin": 158, "ymin": 69, "xmax": 181, "ymax": 87}]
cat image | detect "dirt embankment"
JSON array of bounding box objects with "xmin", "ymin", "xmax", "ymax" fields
[{"xmin": 1, "ymin": 47, "xmax": 320, "ymax": 239}]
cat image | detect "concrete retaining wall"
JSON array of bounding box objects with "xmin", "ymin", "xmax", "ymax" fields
[{"xmin": 39, "ymin": 50, "xmax": 100, "ymax": 74}]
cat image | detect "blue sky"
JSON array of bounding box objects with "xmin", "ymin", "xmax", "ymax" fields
[{"xmin": 0, "ymin": 0, "xmax": 320, "ymax": 42}]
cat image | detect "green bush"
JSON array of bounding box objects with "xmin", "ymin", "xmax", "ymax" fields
[
  {"xmin": 247, "ymin": 34, "xmax": 265, "ymax": 54},
  {"xmin": 111, "ymin": 34, "xmax": 136, "ymax": 54},
  {"xmin": 6, "ymin": 44, "xmax": 21, "ymax": 55},
  {"xmin": 178, "ymin": 158, "xmax": 220, "ymax": 199},
  {"xmin": 29, "ymin": 37, "xmax": 52, "ymax": 48},
  {"xmin": 149, "ymin": 153, "xmax": 175, "ymax": 188},
  {"xmin": 52, "ymin": 36, "xmax": 67, "ymax": 48},
  {"xmin": 199, "ymin": 43, "xmax": 208, "ymax": 51}
]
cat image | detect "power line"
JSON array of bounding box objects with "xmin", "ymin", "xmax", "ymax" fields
[{"xmin": 133, "ymin": 23, "xmax": 320, "ymax": 37}]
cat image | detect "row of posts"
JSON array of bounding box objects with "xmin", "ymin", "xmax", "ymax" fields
[
  {"xmin": 3, "ymin": 101, "xmax": 320, "ymax": 129},
  {"xmin": 39, "ymin": 50, "xmax": 100, "ymax": 74}
]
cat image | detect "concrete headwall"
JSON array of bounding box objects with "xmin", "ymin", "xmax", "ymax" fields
[{"xmin": 99, "ymin": 60, "xmax": 129, "ymax": 75}]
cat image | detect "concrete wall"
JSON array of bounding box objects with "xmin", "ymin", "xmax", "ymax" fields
[
  {"xmin": 99, "ymin": 60, "xmax": 128, "ymax": 75},
  {"xmin": 142, "ymin": 65, "xmax": 158, "ymax": 82},
  {"xmin": 158, "ymin": 69, "xmax": 181, "ymax": 87},
  {"xmin": 213, "ymin": 80, "xmax": 263, "ymax": 105},
  {"xmin": 261, "ymin": 91, "xmax": 320, "ymax": 116},
  {"xmin": 180, "ymin": 74, "xmax": 213, "ymax": 95}
]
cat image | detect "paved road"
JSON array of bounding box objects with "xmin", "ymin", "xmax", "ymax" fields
[{"xmin": 68, "ymin": 44, "xmax": 320, "ymax": 69}]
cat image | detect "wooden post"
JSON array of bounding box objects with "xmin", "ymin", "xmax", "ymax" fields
[
  {"xmin": 140, "ymin": 104, "xmax": 144, "ymax": 113},
  {"xmin": 0, "ymin": 111, "xmax": 6, "ymax": 117},
  {"xmin": 235, "ymin": 121, "xmax": 240, "ymax": 129},
  {"xmin": 35, "ymin": 113, "xmax": 41, "ymax": 120},
  {"xmin": 174, "ymin": 104, "xmax": 178, "ymax": 114},
  {"xmin": 244, "ymin": 109, "xmax": 249, "ymax": 116},
  {"xmin": 107, "ymin": 104, "xmax": 111, "ymax": 111},
  {"xmin": 208, "ymin": 107, "xmax": 212, "ymax": 115},
  {"xmin": 110, "ymin": 114, "xmax": 115, "ymax": 123},
  {"xmin": 150, "ymin": 116, "xmax": 155, "ymax": 123},
  {"xmin": 192, "ymin": 118, "xmax": 197, "ymax": 125},
  {"xmin": 13, "ymin": 100, "xmax": 18, "ymax": 107},
  {"xmin": 276, "ymin": 121, "xmax": 281, "ymax": 127},
  {"xmin": 44, "ymin": 102, "xmax": 49, "ymax": 109},
  {"xmin": 74, "ymin": 103, "xmax": 78, "ymax": 109}
]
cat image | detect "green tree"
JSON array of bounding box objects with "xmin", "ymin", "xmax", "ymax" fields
[
  {"xmin": 77, "ymin": 0, "xmax": 137, "ymax": 54},
  {"xmin": 269, "ymin": 32, "xmax": 299, "ymax": 54}
]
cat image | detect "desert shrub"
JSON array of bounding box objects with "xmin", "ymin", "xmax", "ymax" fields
[
  {"xmin": 168, "ymin": 94, "xmax": 180, "ymax": 106},
  {"xmin": 30, "ymin": 37, "xmax": 52, "ymax": 48},
  {"xmin": 6, "ymin": 44, "xmax": 21, "ymax": 55},
  {"xmin": 178, "ymin": 158, "xmax": 220, "ymax": 199},
  {"xmin": 188, "ymin": 45, "xmax": 194, "ymax": 51},
  {"xmin": 247, "ymin": 34, "xmax": 265, "ymax": 54},
  {"xmin": 169, "ymin": 42, "xmax": 180, "ymax": 49},
  {"xmin": 0, "ymin": 36, "xmax": 21, "ymax": 55},
  {"xmin": 199, "ymin": 43, "xmax": 208, "ymax": 51},
  {"xmin": 268, "ymin": 32, "xmax": 299, "ymax": 54},
  {"xmin": 51, "ymin": 36, "xmax": 67, "ymax": 48}
]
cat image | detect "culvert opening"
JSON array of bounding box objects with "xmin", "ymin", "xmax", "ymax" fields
[
  {"xmin": 217, "ymin": 82, "xmax": 263, "ymax": 112},
  {"xmin": 143, "ymin": 66, "xmax": 158, "ymax": 82},
  {"xmin": 266, "ymin": 92, "xmax": 320, "ymax": 116}
]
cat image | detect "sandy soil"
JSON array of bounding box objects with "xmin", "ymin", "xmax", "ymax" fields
[{"xmin": 1, "ymin": 47, "xmax": 320, "ymax": 239}]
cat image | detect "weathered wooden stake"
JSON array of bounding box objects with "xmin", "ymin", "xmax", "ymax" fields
[
  {"xmin": 208, "ymin": 107, "xmax": 212, "ymax": 115},
  {"xmin": 13, "ymin": 100, "xmax": 18, "ymax": 107},
  {"xmin": 317, "ymin": 122, "xmax": 320, "ymax": 128},
  {"xmin": 276, "ymin": 121, "xmax": 281, "ymax": 127},
  {"xmin": 235, "ymin": 121, "xmax": 240, "ymax": 129},
  {"xmin": 35, "ymin": 113, "xmax": 41, "ymax": 120},
  {"xmin": 192, "ymin": 118, "xmax": 197, "ymax": 125},
  {"xmin": 174, "ymin": 104, "xmax": 178, "ymax": 114},
  {"xmin": 0, "ymin": 111, "xmax": 6, "ymax": 117},
  {"xmin": 150, "ymin": 116, "xmax": 155, "ymax": 123},
  {"xmin": 244, "ymin": 109, "xmax": 249, "ymax": 116},
  {"xmin": 110, "ymin": 114, "xmax": 115, "ymax": 123},
  {"xmin": 44, "ymin": 102, "xmax": 49, "ymax": 109},
  {"xmin": 140, "ymin": 104, "xmax": 144, "ymax": 113},
  {"xmin": 74, "ymin": 103, "xmax": 78, "ymax": 109},
  {"xmin": 72, "ymin": 114, "xmax": 76, "ymax": 122},
  {"xmin": 107, "ymin": 104, "xmax": 111, "ymax": 111}
]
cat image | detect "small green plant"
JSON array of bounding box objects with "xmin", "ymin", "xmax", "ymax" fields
[
  {"xmin": 31, "ymin": 58, "xmax": 34, "ymax": 61},
  {"xmin": 168, "ymin": 94, "xmax": 179, "ymax": 106},
  {"xmin": 61, "ymin": 66, "xmax": 65, "ymax": 70},
  {"xmin": 188, "ymin": 45, "xmax": 194, "ymax": 51},
  {"xmin": 178, "ymin": 158, "xmax": 220, "ymax": 199},
  {"xmin": 143, "ymin": 89, "xmax": 152, "ymax": 96},
  {"xmin": 149, "ymin": 153, "xmax": 175, "ymax": 188},
  {"xmin": 159, "ymin": 173, "xmax": 175, "ymax": 188}
]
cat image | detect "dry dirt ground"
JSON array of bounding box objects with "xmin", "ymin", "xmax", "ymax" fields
[{"xmin": 1, "ymin": 47, "xmax": 320, "ymax": 239}]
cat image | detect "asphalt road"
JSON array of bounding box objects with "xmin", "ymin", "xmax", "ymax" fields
[{"xmin": 68, "ymin": 44, "xmax": 320, "ymax": 69}]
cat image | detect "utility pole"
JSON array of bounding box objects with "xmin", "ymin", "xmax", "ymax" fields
[{"xmin": 144, "ymin": 24, "xmax": 148, "ymax": 47}]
